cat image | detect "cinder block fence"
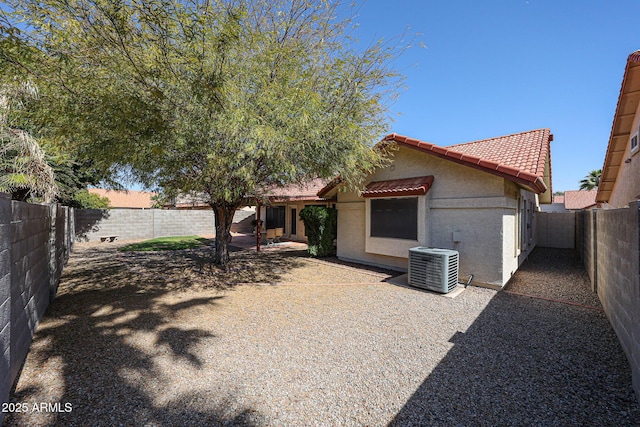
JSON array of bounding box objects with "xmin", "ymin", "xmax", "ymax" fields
[
  {"xmin": 74, "ymin": 207, "xmax": 254, "ymax": 242},
  {"xmin": 540, "ymin": 204, "xmax": 640, "ymax": 401},
  {"xmin": 0, "ymin": 193, "xmax": 74, "ymax": 424},
  {"xmin": 578, "ymin": 202, "xmax": 640, "ymax": 401}
]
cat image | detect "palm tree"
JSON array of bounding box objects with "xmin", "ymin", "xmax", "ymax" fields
[
  {"xmin": 0, "ymin": 83, "xmax": 57, "ymax": 202},
  {"xmin": 579, "ymin": 169, "xmax": 601, "ymax": 190},
  {"xmin": 0, "ymin": 128, "xmax": 57, "ymax": 202}
]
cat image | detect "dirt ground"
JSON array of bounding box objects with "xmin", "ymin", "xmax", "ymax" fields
[{"xmin": 5, "ymin": 244, "xmax": 640, "ymax": 426}]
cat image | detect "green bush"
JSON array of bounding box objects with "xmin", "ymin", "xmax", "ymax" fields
[
  {"xmin": 299, "ymin": 206, "xmax": 337, "ymax": 257},
  {"xmin": 73, "ymin": 189, "xmax": 112, "ymax": 209}
]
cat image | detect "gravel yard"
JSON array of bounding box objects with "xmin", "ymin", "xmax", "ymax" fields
[{"xmin": 5, "ymin": 244, "xmax": 640, "ymax": 426}]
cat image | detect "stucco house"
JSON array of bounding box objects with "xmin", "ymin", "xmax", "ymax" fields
[
  {"xmin": 319, "ymin": 129, "xmax": 553, "ymax": 289},
  {"xmin": 597, "ymin": 50, "xmax": 640, "ymax": 208},
  {"xmin": 257, "ymin": 178, "xmax": 334, "ymax": 242}
]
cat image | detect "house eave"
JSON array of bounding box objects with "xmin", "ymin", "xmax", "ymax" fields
[
  {"xmin": 383, "ymin": 134, "xmax": 549, "ymax": 195},
  {"xmin": 597, "ymin": 50, "xmax": 640, "ymax": 203}
]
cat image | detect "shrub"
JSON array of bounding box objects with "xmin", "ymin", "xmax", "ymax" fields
[
  {"xmin": 73, "ymin": 189, "xmax": 112, "ymax": 209},
  {"xmin": 299, "ymin": 206, "xmax": 337, "ymax": 257}
]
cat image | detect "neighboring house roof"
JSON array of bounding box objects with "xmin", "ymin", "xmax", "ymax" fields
[
  {"xmin": 88, "ymin": 189, "xmax": 156, "ymax": 209},
  {"xmin": 597, "ymin": 50, "xmax": 640, "ymax": 203},
  {"xmin": 264, "ymin": 178, "xmax": 334, "ymax": 203},
  {"xmin": 362, "ymin": 176, "xmax": 434, "ymax": 198},
  {"xmin": 553, "ymin": 194, "xmax": 565, "ymax": 204},
  {"xmin": 319, "ymin": 129, "xmax": 552, "ymax": 198},
  {"xmin": 564, "ymin": 190, "xmax": 597, "ymax": 210},
  {"xmin": 172, "ymin": 193, "xmax": 210, "ymax": 209},
  {"xmin": 161, "ymin": 179, "xmax": 333, "ymax": 209}
]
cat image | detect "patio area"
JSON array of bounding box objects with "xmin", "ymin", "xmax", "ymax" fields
[{"xmin": 5, "ymin": 244, "xmax": 640, "ymax": 426}]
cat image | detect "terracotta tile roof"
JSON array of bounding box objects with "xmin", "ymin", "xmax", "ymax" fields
[
  {"xmin": 564, "ymin": 190, "xmax": 597, "ymax": 210},
  {"xmin": 362, "ymin": 176, "xmax": 434, "ymax": 198},
  {"xmin": 447, "ymin": 129, "xmax": 551, "ymax": 177},
  {"xmin": 265, "ymin": 178, "xmax": 334, "ymax": 203},
  {"xmin": 316, "ymin": 177, "xmax": 342, "ymax": 198},
  {"xmin": 553, "ymin": 195, "xmax": 565, "ymax": 204},
  {"xmin": 382, "ymin": 129, "xmax": 552, "ymax": 194},
  {"xmin": 88, "ymin": 189, "xmax": 156, "ymax": 209}
]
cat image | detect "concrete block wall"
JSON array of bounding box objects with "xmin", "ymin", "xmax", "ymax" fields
[
  {"xmin": 9, "ymin": 201, "xmax": 52, "ymax": 392},
  {"xmin": 579, "ymin": 202, "xmax": 640, "ymax": 401},
  {"xmin": 536, "ymin": 212, "xmax": 576, "ymax": 249},
  {"xmin": 50, "ymin": 205, "xmax": 72, "ymax": 298},
  {"xmin": 0, "ymin": 194, "xmax": 74, "ymax": 424},
  {"xmin": 231, "ymin": 208, "xmax": 255, "ymax": 234},
  {"xmin": 578, "ymin": 210, "xmax": 598, "ymax": 292},
  {"xmin": 76, "ymin": 208, "xmax": 154, "ymax": 241},
  {"xmin": 154, "ymin": 209, "xmax": 215, "ymax": 238},
  {"xmin": 0, "ymin": 194, "xmax": 11, "ymax": 423},
  {"xmin": 75, "ymin": 208, "xmax": 254, "ymax": 242}
]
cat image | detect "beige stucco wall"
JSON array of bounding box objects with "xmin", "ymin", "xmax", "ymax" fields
[
  {"xmin": 609, "ymin": 103, "xmax": 640, "ymax": 208},
  {"xmin": 336, "ymin": 146, "xmax": 536, "ymax": 288}
]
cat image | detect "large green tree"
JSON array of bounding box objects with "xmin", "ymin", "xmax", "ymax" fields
[
  {"xmin": 0, "ymin": 23, "xmax": 113, "ymax": 206},
  {"xmin": 7, "ymin": 0, "xmax": 405, "ymax": 265}
]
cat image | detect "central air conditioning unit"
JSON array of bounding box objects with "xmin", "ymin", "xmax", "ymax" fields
[{"xmin": 408, "ymin": 247, "xmax": 459, "ymax": 293}]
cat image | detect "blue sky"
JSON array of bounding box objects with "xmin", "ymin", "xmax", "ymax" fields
[{"xmin": 352, "ymin": 0, "xmax": 640, "ymax": 192}]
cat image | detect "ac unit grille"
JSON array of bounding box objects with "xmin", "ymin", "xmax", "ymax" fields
[{"xmin": 408, "ymin": 247, "xmax": 459, "ymax": 293}]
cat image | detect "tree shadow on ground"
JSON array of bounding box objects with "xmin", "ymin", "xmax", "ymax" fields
[
  {"xmin": 5, "ymin": 244, "xmax": 269, "ymax": 426},
  {"xmin": 69, "ymin": 242, "xmax": 307, "ymax": 293}
]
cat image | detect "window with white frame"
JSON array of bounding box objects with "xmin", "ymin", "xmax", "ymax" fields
[{"xmin": 631, "ymin": 132, "xmax": 639, "ymax": 155}]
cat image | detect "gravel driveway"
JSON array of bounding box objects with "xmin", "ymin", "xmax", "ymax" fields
[{"xmin": 5, "ymin": 244, "xmax": 640, "ymax": 426}]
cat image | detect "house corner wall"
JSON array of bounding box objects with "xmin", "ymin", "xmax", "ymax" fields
[{"xmin": 334, "ymin": 148, "xmax": 525, "ymax": 287}]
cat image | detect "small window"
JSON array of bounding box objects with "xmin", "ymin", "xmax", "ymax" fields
[
  {"xmin": 370, "ymin": 197, "xmax": 418, "ymax": 240},
  {"xmin": 266, "ymin": 206, "xmax": 286, "ymax": 231},
  {"xmin": 632, "ymin": 132, "xmax": 639, "ymax": 154}
]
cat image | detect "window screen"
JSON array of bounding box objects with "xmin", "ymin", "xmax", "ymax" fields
[
  {"xmin": 266, "ymin": 206, "xmax": 286, "ymax": 230},
  {"xmin": 370, "ymin": 197, "xmax": 418, "ymax": 240}
]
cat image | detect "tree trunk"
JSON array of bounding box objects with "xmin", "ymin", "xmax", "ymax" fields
[{"xmin": 212, "ymin": 201, "xmax": 239, "ymax": 267}]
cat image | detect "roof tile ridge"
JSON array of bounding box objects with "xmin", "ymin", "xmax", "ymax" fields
[
  {"xmin": 533, "ymin": 128, "xmax": 550, "ymax": 177},
  {"xmin": 628, "ymin": 50, "xmax": 640, "ymax": 64},
  {"xmin": 384, "ymin": 133, "xmax": 548, "ymax": 191},
  {"xmin": 447, "ymin": 128, "xmax": 549, "ymax": 148}
]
